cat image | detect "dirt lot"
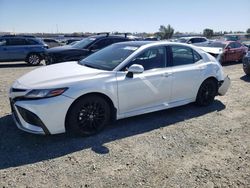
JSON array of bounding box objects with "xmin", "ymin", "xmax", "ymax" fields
[{"xmin": 0, "ymin": 61, "xmax": 249, "ymax": 188}]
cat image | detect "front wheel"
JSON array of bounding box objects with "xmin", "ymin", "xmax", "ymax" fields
[
  {"xmin": 66, "ymin": 95, "xmax": 111, "ymax": 136},
  {"xmin": 26, "ymin": 53, "xmax": 41, "ymax": 66},
  {"xmin": 196, "ymin": 79, "xmax": 218, "ymax": 106}
]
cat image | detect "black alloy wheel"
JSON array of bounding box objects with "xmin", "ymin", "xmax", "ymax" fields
[
  {"xmin": 67, "ymin": 95, "xmax": 111, "ymax": 136},
  {"xmin": 196, "ymin": 79, "xmax": 217, "ymax": 106}
]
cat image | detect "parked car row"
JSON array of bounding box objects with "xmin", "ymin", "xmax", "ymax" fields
[{"xmin": 1, "ymin": 33, "xmax": 249, "ymax": 77}]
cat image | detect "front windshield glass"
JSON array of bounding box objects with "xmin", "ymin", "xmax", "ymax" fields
[
  {"xmin": 176, "ymin": 38, "xmax": 188, "ymax": 43},
  {"xmin": 72, "ymin": 37, "xmax": 96, "ymax": 49},
  {"xmin": 79, "ymin": 43, "xmax": 139, "ymax": 71}
]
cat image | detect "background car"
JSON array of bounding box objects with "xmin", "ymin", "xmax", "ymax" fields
[
  {"xmin": 0, "ymin": 35, "xmax": 48, "ymax": 65},
  {"xmin": 195, "ymin": 41, "xmax": 248, "ymax": 63},
  {"xmin": 243, "ymin": 51, "xmax": 250, "ymax": 75},
  {"xmin": 9, "ymin": 41, "xmax": 230, "ymax": 136},
  {"xmin": 42, "ymin": 38, "xmax": 62, "ymax": 48},
  {"xmin": 45, "ymin": 33, "xmax": 134, "ymax": 65},
  {"xmin": 175, "ymin": 36, "xmax": 208, "ymax": 44},
  {"xmin": 60, "ymin": 38, "xmax": 82, "ymax": 45}
]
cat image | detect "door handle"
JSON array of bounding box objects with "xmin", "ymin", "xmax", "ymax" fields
[{"xmin": 162, "ymin": 72, "xmax": 172, "ymax": 77}]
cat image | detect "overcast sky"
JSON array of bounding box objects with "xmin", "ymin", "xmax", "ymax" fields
[{"xmin": 0, "ymin": 0, "xmax": 249, "ymax": 33}]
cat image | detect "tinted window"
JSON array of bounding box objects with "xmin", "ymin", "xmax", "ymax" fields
[
  {"xmin": 228, "ymin": 43, "xmax": 236, "ymax": 48},
  {"xmin": 234, "ymin": 42, "xmax": 242, "ymax": 48},
  {"xmin": 190, "ymin": 38, "xmax": 199, "ymax": 43},
  {"xmin": 7, "ymin": 38, "xmax": 27, "ymax": 45},
  {"xmin": 91, "ymin": 38, "xmax": 113, "ymax": 50},
  {"xmin": 112, "ymin": 38, "xmax": 129, "ymax": 43},
  {"xmin": 26, "ymin": 39, "xmax": 39, "ymax": 45},
  {"xmin": 123, "ymin": 46, "xmax": 167, "ymax": 71},
  {"xmin": 200, "ymin": 38, "xmax": 207, "ymax": 42},
  {"xmin": 193, "ymin": 50, "xmax": 202, "ymax": 62},
  {"xmin": 171, "ymin": 46, "xmax": 199, "ymax": 66}
]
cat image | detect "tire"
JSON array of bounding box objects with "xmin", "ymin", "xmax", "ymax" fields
[
  {"xmin": 196, "ymin": 79, "xmax": 218, "ymax": 106},
  {"xmin": 26, "ymin": 53, "xmax": 41, "ymax": 66},
  {"xmin": 243, "ymin": 58, "xmax": 250, "ymax": 76},
  {"xmin": 66, "ymin": 95, "xmax": 111, "ymax": 136}
]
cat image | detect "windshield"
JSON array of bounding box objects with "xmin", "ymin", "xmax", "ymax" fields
[
  {"xmin": 176, "ymin": 38, "xmax": 188, "ymax": 43},
  {"xmin": 72, "ymin": 37, "xmax": 96, "ymax": 49},
  {"xmin": 195, "ymin": 42, "xmax": 226, "ymax": 48},
  {"xmin": 79, "ymin": 43, "xmax": 139, "ymax": 71}
]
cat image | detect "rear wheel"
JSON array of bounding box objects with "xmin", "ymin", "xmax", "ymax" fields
[
  {"xmin": 26, "ymin": 53, "xmax": 41, "ymax": 66},
  {"xmin": 196, "ymin": 79, "xmax": 218, "ymax": 106},
  {"xmin": 66, "ymin": 95, "xmax": 111, "ymax": 136}
]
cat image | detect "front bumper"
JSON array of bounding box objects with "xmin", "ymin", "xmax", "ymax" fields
[
  {"xmin": 218, "ymin": 75, "xmax": 231, "ymax": 96},
  {"xmin": 10, "ymin": 95, "xmax": 74, "ymax": 135}
]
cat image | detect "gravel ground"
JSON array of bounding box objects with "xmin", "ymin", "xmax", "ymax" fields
[{"xmin": 0, "ymin": 61, "xmax": 249, "ymax": 188}]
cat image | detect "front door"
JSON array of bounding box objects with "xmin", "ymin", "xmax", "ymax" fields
[{"xmin": 117, "ymin": 46, "xmax": 172, "ymax": 115}]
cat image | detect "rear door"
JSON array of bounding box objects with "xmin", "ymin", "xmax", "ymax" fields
[
  {"xmin": 4, "ymin": 38, "xmax": 28, "ymax": 60},
  {"xmin": 169, "ymin": 45, "xmax": 204, "ymax": 103}
]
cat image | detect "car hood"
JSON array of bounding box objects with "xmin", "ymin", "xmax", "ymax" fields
[
  {"xmin": 197, "ymin": 46, "xmax": 223, "ymax": 55},
  {"xmin": 13, "ymin": 62, "xmax": 107, "ymax": 89}
]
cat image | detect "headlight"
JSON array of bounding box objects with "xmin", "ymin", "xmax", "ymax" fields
[{"xmin": 25, "ymin": 88, "xmax": 68, "ymax": 99}]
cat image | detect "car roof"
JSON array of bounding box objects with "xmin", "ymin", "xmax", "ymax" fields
[
  {"xmin": 114, "ymin": 41, "xmax": 201, "ymax": 48},
  {"xmin": 88, "ymin": 33, "xmax": 130, "ymax": 40}
]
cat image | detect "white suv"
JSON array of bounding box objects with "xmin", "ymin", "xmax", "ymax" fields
[{"xmin": 9, "ymin": 41, "xmax": 230, "ymax": 136}]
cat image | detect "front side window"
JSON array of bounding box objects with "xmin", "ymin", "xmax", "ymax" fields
[
  {"xmin": 234, "ymin": 42, "xmax": 242, "ymax": 48},
  {"xmin": 123, "ymin": 46, "xmax": 167, "ymax": 71},
  {"xmin": 228, "ymin": 42, "xmax": 236, "ymax": 49},
  {"xmin": 171, "ymin": 45, "xmax": 200, "ymax": 66}
]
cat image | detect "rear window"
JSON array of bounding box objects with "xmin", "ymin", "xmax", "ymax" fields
[{"xmin": 171, "ymin": 45, "xmax": 201, "ymax": 66}]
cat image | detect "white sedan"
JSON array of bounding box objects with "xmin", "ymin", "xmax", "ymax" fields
[{"xmin": 9, "ymin": 41, "xmax": 230, "ymax": 136}]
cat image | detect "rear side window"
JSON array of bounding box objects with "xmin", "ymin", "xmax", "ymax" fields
[
  {"xmin": 112, "ymin": 38, "xmax": 129, "ymax": 43},
  {"xmin": 91, "ymin": 38, "xmax": 113, "ymax": 50},
  {"xmin": 171, "ymin": 45, "xmax": 201, "ymax": 66},
  {"xmin": 7, "ymin": 38, "xmax": 27, "ymax": 45}
]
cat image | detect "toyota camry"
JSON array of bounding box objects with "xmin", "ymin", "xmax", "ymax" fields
[{"xmin": 9, "ymin": 41, "xmax": 230, "ymax": 136}]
